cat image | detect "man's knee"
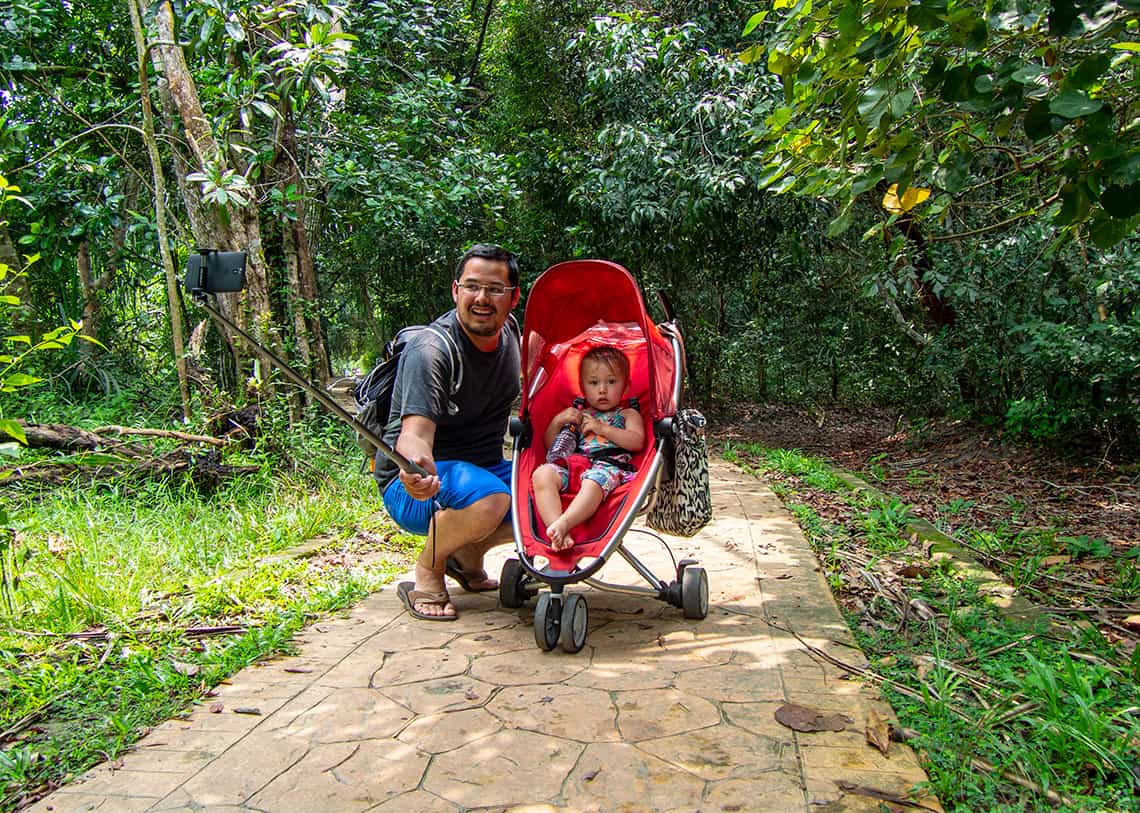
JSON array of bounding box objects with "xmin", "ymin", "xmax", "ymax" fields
[{"xmin": 453, "ymin": 491, "xmax": 509, "ymax": 528}]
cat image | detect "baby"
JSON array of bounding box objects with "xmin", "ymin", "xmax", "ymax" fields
[{"xmin": 532, "ymin": 345, "xmax": 645, "ymax": 550}]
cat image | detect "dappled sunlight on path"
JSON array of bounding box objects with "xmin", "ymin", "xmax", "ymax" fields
[{"xmin": 26, "ymin": 459, "xmax": 941, "ymax": 813}]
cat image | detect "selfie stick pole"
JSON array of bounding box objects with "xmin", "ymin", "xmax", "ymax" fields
[{"xmin": 189, "ymin": 290, "xmax": 429, "ymax": 478}]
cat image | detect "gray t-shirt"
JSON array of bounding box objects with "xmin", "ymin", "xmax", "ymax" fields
[{"xmin": 374, "ymin": 309, "xmax": 520, "ymax": 488}]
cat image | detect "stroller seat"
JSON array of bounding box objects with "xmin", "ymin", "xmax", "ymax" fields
[
  {"xmin": 503, "ymin": 259, "xmax": 710, "ymax": 653},
  {"xmin": 520, "ymin": 321, "xmax": 658, "ymax": 562}
]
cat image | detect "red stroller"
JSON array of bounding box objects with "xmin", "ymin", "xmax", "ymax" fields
[{"xmin": 501, "ymin": 259, "xmax": 710, "ymax": 653}]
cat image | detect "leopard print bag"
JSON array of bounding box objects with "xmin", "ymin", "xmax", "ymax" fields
[{"xmin": 647, "ymin": 409, "xmax": 712, "ymax": 536}]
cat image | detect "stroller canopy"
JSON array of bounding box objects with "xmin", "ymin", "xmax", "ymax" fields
[{"xmin": 520, "ymin": 259, "xmax": 677, "ymax": 423}]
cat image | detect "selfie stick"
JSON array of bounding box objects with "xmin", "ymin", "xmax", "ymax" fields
[{"xmin": 187, "ymin": 280, "xmax": 429, "ymax": 478}]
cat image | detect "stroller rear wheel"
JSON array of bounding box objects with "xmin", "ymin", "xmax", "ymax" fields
[
  {"xmin": 534, "ymin": 592, "xmax": 561, "ymax": 651},
  {"xmin": 499, "ymin": 558, "xmax": 530, "ymax": 609},
  {"xmin": 681, "ymin": 565, "xmax": 709, "ymax": 619},
  {"xmin": 559, "ymin": 593, "xmax": 588, "ymax": 653}
]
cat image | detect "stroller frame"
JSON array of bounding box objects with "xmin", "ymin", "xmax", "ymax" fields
[{"xmin": 499, "ymin": 261, "xmax": 709, "ymax": 653}]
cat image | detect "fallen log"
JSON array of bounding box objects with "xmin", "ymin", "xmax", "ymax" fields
[
  {"xmin": 1, "ymin": 448, "xmax": 258, "ymax": 491},
  {"xmin": 1, "ymin": 421, "xmax": 121, "ymax": 453}
]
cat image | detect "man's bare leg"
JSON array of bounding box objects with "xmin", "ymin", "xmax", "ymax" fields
[{"xmin": 412, "ymin": 492, "xmax": 511, "ymax": 617}]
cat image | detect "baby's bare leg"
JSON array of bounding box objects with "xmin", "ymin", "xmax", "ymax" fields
[
  {"xmin": 532, "ymin": 464, "xmax": 565, "ymax": 530},
  {"xmin": 546, "ymin": 480, "xmax": 605, "ymax": 551}
]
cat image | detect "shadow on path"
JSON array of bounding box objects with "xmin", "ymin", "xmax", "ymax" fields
[{"xmin": 27, "ymin": 460, "xmax": 942, "ymax": 813}]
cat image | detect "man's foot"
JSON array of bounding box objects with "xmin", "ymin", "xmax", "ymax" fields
[
  {"xmin": 546, "ymin": 518, "xmax": 574, "ymax": 551},
  {"xmin": 397, "ymin": 581, "xmax": 457, "ymax": 621},
  {"xmin": 445, "ymin": 555, "xmax": 498, "ymax": 592}
]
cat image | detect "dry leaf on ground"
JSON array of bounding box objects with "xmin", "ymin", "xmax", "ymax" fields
[
  {"xmin": 865, "ymin": 708, "xmax": 891, "ymax": 755},
  {"xmin": 774, "ymin": 703, "xmax": 851, "ymax": 732}
]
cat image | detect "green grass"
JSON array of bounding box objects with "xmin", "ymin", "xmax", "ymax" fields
[
  {"xmin": 720, "ymin": 440, "xmax": 1140, "ymax": 813},
  {"xmin": 0, "ymin": 411, "xmax": 414, "ymax": 811}
]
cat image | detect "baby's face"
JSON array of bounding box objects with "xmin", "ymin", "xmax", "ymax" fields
[{"xmin": 580, "ymin": 359, "xmax": 627, "ymax": 412}]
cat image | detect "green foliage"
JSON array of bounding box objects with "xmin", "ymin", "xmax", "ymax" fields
[
  {"xmin": 0, "ymin": 415, "xmax": 409, "ymax": 809},
  {"xmin": 0, "ymin": 177, "xmax": 96, "ymax": 454},
  {"xmin": 744, "ymin": 0, "xmax": 1140, "ymax": 245},
  {"xmin": 2, "ymin": 0, "xmax": 1138, "ymax": 455},
  {"xmin": 750, "ymin": 447, "xmax": 1140, "ymax": 810}
]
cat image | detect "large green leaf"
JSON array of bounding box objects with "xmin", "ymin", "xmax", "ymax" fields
[
  {"xmin": 941, "ymin": 65, "xmax": 974, "ymax": 102},
  {"xmin": 1056, "ymin": 181, "xmax": 1091, "ymax": 226},
  {"xmin": 1068, "ymin": 54, "xmax": 1111, "ymax": 89},
  {"xmin": 1049, "ymin": 90, "xmax": 1103, "ymax": 119},
  {"xmin": 1100, "ymin": 182, "xmax": 1140, "ymax": 219},
  {"xmin": 906, "ymin": 0, "xmax": 946, "ymax": 31},
  {"xmin": 857, "ymin": 83, "xmax": 890, "ymax": 128},
  {"xmin": 0, "ymin": 418, "xmax": 25, "ymax": 445},
  {"xmin": 1088, "ymin": 211, "xmax": 1140, "ymax": 248},
  {"xmin": 1023, "ymin": 101, "xmax": 1066, "ymax": 140}
]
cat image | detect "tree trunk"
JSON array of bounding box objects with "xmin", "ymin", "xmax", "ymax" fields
[
  {"xmin": 895, "ymin": 215, "xmax": 955, "ymax": 329},
  {"xmin": 275, "ymin": 107, "xmax": 331, "ymax": 388},
  {"xmin": 129, "ymin": 0, "xmax": 191, "ymax": 419},
  {"xmin": 76, "ymin": 240, "xmax": 99, "ymax": 357},
  {"xmin": 468, "ymin": 0, "xmax": 496, "ymax": 82},
  {"xmin": 0, "ymin": 223, "xmax": 34, "ymax": 336},
  {"xmin": 148, "ymin": 0, "xmax": 280, "ymax": 391}
]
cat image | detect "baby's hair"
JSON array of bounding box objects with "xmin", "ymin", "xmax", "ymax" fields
[{"xmin": 580, "ymin": 345, "xmax": 629, "ymax": 383}]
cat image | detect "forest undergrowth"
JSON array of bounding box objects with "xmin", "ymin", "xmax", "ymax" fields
[
  {"xmin": 712, "ymin": 404, "xmax": 1139, "ymax": 812},
  {"xmin": 0, "ymin": 406, "xmax": 417, "ymax": 812}
]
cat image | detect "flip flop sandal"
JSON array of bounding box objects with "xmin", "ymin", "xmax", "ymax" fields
[
  {"xmin": 397, "ymin": 581, "xmax": 457, "ymax": 621},
  {"xmin": 445, "ymin": 556, "xmax": 497, "ymax": 593}
]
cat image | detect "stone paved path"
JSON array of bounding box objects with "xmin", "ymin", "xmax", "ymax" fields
[{"xmin": 28, "ymin": 460, "xmax": 942, "ymax": 813}]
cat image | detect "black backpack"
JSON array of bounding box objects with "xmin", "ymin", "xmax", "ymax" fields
[{"xmin": 352, "ymin": 324, "xmax": 462, "ymax": 467}]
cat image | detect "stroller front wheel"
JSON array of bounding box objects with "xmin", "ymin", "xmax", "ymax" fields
[
  {"xmin": 559, "ymin": 593, "xmax": 588, "ymax": 653},
  {"xmin": 534, "ymin": 592, "xmax": 561, "ymax": 651}
]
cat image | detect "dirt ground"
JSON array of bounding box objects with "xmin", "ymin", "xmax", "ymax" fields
[
  {"xmin": 706, "ymin": 402, "xmax": 1139, "ymax": 552},
  {"xmin": 705, "ymin": 403, "xmax": 1139, "ymax": 652}
]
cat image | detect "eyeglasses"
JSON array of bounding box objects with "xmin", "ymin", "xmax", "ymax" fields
[{"xmin": 456, "ymin": 281, "xmax": 516, "ymax": 298}]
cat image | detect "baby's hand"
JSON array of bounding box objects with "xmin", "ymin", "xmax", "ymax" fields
[
  {"xmin": 553, "ymin": 407, "xmax": 581, "ymax": 428},
  {"xmin": 580, "ymin": 413, "xmax": 606, "ymax": 438}
]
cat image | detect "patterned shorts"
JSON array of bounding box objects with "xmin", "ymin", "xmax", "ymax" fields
[{"xmin": 558, "ymin": 460, "xmax": 627, "ymax": 498}]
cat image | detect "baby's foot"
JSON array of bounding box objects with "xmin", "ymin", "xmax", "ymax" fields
[{"xmin": 547, "ymin": 519, "xmax": 574, "ymax": 551}]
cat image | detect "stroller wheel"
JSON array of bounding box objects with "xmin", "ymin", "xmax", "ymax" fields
[
  {"xmin": 681, "ymin": 565, "xmax": 709, "ymax": 620},
  {"xmin": 534, "ymin": 592, "xmax": 561, "ymax": 651},
  {"xmin": 499, "ymin": 559, "xmax": 528, "ymax": 609},
  {"xmin": 559, "ymin": 593, "xmax": 589, "ymax": 654}
]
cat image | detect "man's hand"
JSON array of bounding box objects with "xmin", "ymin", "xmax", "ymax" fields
[
  {"xmin": 399, "ymin": 455, "xmax": 440, "ymax": 500},
  {"xmin": 396, "ymin": 415, "xmax": 439, "ymax": 500}
]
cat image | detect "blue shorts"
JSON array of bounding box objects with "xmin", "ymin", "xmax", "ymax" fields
[{"xmin": 382, "ymin": 458, "xmax": 512, "ymax": 536}]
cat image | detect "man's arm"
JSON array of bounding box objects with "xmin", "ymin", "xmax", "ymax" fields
[{"xmin": 396, "ymin": 414, "xmax": 440, "ymax": 499}]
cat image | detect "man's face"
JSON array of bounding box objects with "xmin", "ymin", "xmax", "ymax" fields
[{"xmin": 452, "ymin": 256, "xmax": 519, "ymax": 341}]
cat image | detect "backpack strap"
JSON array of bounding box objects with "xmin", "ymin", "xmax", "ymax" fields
[{"xmin": 422, "ymin": 324, "xmax": 463, "ymax": 396}]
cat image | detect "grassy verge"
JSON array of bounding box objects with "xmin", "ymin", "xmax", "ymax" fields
[
  {"xmin": 0, "ymin": 412, "xmax": 415, "ymax": 811},
  {"xmin": 722, "ymin": 441, "xmax": 1140, "ymax": 813}
]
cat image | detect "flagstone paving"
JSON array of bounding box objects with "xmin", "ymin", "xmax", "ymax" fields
[{"xmin": 27, "ymin": 459, "xmax": 942, "ymax": 813}]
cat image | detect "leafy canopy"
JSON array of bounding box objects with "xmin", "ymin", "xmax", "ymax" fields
[{"xmin": 744, "ymin": 0, "xmax": 1140, "ymax": 247}]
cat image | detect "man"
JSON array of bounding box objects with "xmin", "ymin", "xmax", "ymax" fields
[{"xmin": 377, "ymin": 244, "xmax": 521, "ymax": 620}]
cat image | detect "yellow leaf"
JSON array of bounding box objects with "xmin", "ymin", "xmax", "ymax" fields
[
  {"xmin": 882, "ymin": 184, "xmax": 931, "ymax": 214},
  {"xmin": 739, "ymin": 43, "xmax": 765, "ymax": 65}
]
